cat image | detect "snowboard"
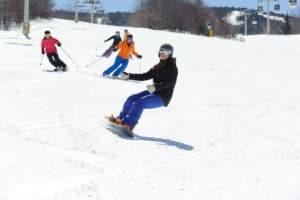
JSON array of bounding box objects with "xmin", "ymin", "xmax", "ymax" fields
[
  {"xmin": 105, "ymin": 116, "xmax": 134, "ymax": 138},
  {"xmin": 101, "ymin": 47, "xmax": 114, "ymax": 58}
]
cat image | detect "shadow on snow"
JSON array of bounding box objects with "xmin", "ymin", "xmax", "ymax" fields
[{"xmin": 107, "ymin": 127, "xmax": 194, "ymax": 151}]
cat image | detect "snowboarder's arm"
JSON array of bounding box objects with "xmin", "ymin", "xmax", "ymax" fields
[
  {"xmin": 105, "ymin": 36, "xmax": 114, "ymax": 42},
  {"xmin": 128, "ymin": 69, "xmax": 154, "ymax": 81}
]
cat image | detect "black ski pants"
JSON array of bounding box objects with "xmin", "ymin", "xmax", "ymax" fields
[{"xmin": 47, "ymin": 52, "xmax": 66, "ymax": 68}]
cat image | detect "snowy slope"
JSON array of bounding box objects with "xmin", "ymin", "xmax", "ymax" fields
[{"xmin": 1, "ymin": 19, "xmax": 300, "ymax": 200}]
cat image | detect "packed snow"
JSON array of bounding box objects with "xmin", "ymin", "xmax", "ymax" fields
[{"xmin": 0, "ymin": 19, "xmax": 300, "ymax": 200}]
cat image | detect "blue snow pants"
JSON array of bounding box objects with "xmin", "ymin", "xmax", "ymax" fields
[
  {"xmin": 118, "ymin": 90, "xmax": 165, "ymax": 128},
  {"xmin": 103, "ymin": 56, "xmax": 129, "ymax": 76}
]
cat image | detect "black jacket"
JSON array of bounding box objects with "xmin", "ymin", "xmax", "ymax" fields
[
  {"xmin": 104, "ymin": 35, "xmax": 121, "ymax": 47},
  {"xmin": 129, "ymin": 58, "xmax": 178, "ymax": 106}
]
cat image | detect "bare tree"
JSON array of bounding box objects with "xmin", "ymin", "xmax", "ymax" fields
[
  {"xmin": 0, "ymin": 0, "xmax": 11, "ymax": 30},
  {"xmin": 0, "ymin": 0, "xmax": 53, "ymax": 30},
  {"xmin": 129, "ymin": 0, "xmax": 231, "ymax": 36}
]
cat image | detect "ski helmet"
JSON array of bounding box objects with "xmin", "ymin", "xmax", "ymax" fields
[
  {"xmin": 159, "ymin": 43, "xmax": 174, "ymax": 57},
  {"xmin": 127, "ymin": 34, "xmax": 133, "ymax": 40}
]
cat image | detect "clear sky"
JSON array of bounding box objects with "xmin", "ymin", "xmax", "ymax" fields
[
  {"xmin": 53, "ymin": 0, "xmax": 299, "ymax": 15},
  {"xmin": 54, "ymin": 0, "xmax": 138, "ymax": 12}
]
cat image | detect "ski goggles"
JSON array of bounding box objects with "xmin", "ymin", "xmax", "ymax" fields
[{"xmin": 159, "ymin": 49, "xmax": 172, "ymax": 55}]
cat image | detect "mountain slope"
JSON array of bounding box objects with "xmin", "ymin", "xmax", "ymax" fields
[{"xmin": 0, "ymin": 19, "xmax": 300, "ymax": 200}]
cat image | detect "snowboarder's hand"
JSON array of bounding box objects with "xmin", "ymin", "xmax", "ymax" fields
[
  {"xmin": 119, "ymin": 72, "xmax": 129, "ymax": 80},
  {"xmin": 137, "ymin": 54, "xmax": 142, "ymax": 59},
  {"xmin": 146, "ymin": 85, "xmax": 155, "ymax": 93},
  {"xmin": 41, "ymin": 49, "xmax": 45, "ymax": 55},
  {"xmin": 113, "ymin": 48, "xmax": 118, "ymax": 52},
  {"xmin": 57, "ymin": 43, "xmax": 61, "ymax": 47}
]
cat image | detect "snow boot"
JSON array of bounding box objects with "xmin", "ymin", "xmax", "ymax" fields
[{"xmin": 108, "ymin": 114, "xmax": 122, "ymax": 125}]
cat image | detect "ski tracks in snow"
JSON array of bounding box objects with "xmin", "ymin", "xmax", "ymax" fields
[{"xmin": 0, "ymin": 119, "xmax": 105, "ymax": 200}]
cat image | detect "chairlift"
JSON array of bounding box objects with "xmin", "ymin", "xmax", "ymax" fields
[
  {"xmin": 76, "ymin": 3, "xmax": 86, "ymax": 8},
  {"xmin": 257, "ymin": 6, "xmax": 263, "ymax": 15},
  {"xmin": 289, "ymin": 0, "xmax": 297, "ymax": 8},
  {"xmin": 274, "ymin": 4, "xmax": 280, "ymax": 13},
  {"xmin": 85, "ymin": 0, "xmax": 95, "ymax": 4}
]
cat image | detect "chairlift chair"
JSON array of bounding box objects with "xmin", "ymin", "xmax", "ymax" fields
[
  {"xmin": 274, "ymin": 4, "xmax": 280, "ymax": 13},
  {"xmin": 257, "ymin": 6, "xmax": 263, "ymax": 15},
  {"xmin": 289, "ymin": 0, "xmax": 297, "ymax": 8},
  {"xmin": 85, "ymin": 0, "xmax": 95, "ymax": 3}
]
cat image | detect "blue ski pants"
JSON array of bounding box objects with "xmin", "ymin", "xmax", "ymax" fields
[
  {"xmin": 103, "ymin": 56, "xmax": 129, "ymax": 76},
  {"xmin": 119, "ymin": 90, "xmax": 164, "ymax": 128}
]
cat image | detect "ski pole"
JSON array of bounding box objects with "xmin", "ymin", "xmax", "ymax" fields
[
  {"xmin": 60, "ymin": 47, "xmax": 80, "ymax": 68},
  {"xmin": 39, "ymin": 54, "xmax": 44, "ymax": 66},
  {"xmin": 138, "ymin": 59, "xmax": 142, "ymax": 73},
  {"xmin": 84, "ymin": 56, "xmax": 104, "ymax": 68}
]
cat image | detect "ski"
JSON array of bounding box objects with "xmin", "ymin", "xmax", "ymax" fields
[
  {"xmin": 99, "ymin": 75, "xmax": 140, "ymax": 83},
  {"xmin": 42, "ymin": 68, "xmax": 68, "ymax": 72},
  {"xmin": 42, "ymin": 69, "xmax": 65, "ymax": 72}
]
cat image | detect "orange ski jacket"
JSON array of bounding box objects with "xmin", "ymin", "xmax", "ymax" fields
[{"xmin": 115, "ymin": 40, "xmax": 139, "ymax": 60}]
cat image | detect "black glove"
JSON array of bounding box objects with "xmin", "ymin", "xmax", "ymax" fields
[
  {"xmin": 57, "ymin": 43, "xmax": 61, "ymax": 47},
  {"xmin": 113, "ymin": 48, "xmax": 118, "ymax": 52},
  {"xmin": 41, "ymin": 49, "xmax": 45, "ymax": 55},
  {"xmin": 137, "ymin": 54, "xmax": 142, "ymax": 59}
]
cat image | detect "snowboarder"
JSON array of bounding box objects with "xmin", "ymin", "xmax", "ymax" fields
[
  {"xmin": 123, "ymin": 29, "xmax": 129, "ymax": 41},
  {"xmin": 108, "ymin": 43, "xmax": 178, "ymax": 135},
  {"xmin": 41, "ymin": 30, "xmax": 67, "ymax": 71},
  {"xmin": 102, "ymin": 34, "xmax": 142, "ymax": 77},
  {"xmin": 102, "ymin": 31, "xmax": 122, "ymax": 57}
]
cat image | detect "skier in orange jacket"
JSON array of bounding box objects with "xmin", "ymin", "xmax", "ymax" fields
[{"xmin": 102, "ymin": 34, "xmax": 142, "ymax": 77}]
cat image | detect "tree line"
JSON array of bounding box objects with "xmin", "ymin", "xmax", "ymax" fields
[
  {"xmin": 0, "ymin": 0, "xmax": 53, "ymax": 30},
  {"xmin": 2, "ymin": 0, "xmax": 298, "ymax": 35},
  {"xmin": 128, "ymin": 0, "xmax": 232, "ymax": 36}
]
